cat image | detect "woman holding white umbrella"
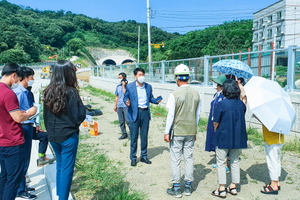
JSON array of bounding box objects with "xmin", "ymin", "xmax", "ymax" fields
[
  {"xmin": 260, "ymin": 124, "xmax": 284, "ymax": 195},
  {"xmin": 244, "ymin": 76, "xmax": 296, "ymax": 195}
]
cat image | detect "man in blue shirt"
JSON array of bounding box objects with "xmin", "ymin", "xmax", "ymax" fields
[
  {"xmin": 13, "ymin": 67, "xmax": 37, "ymax": 199},
  {"xmin": 124, "ymin": 68, "xmax": 162, "ymax": 166},
  {"xmin": 114, "ymin": 72, "xmax": 130, "ymax": 140}
]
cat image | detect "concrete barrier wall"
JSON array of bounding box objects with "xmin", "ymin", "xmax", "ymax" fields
[{"xmin": 89, "ymin": 76, "xmax": 300, "ymax": 136}]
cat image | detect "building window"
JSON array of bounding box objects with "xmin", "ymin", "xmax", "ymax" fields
[
  {"xmin": 253, "ymin": 45, "xmax": 258, "ymax": 51},
  {"xmin": 276, "ymin": 26, "xmax": 282, "ymax": 35},
  {"xmin": 267, "ymin": 29, "xmax": 273, "ymax": 38},
  {"xmin": 259, "ymin": 32, "xmax": 264, "ymax": 40},
  {"xmin": 277, "ymin": 11, "xmax": 282, "ymax": 21},
  {"xmin": 254, "ymin": 21, "xmax": 258, "ymax": 29},
  {"xmin": 254, "ymin": 33, "xmax": 258, "ymax": 42},
  {"xmin": 259, "ymin": 18, "xmax": 264, "ymax": 28},
  {"xmin": 276, "ymin": 40, "xmax": 282, "ymax": 48},
  {"xmin": 268, "ymin": 15, "xmax": 273, "ymax": 24}
]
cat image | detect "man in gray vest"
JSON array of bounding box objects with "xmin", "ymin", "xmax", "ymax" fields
[{"xmin": 164, "ymin": 64, "xmax": 201, "ymax": 198}]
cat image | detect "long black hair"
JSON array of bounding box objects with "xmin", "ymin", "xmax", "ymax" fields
[
  {"xmin": 222, "ymin": 79, "xmax": 240, "ymax": 99},
  {"xmin": 43, "ymin": 60, "xmax": 78, "ymax": 113}
]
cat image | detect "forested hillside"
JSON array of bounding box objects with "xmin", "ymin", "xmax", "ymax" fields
[
  {"xmin": 0, "ymin": 0, "xmax": 253, "ymax": 64},
  {"xmin": 155, "ymin": 20, "xmax": 253, "ymax": 60},
  {"xmin": 0, "ymin": 0, "xmax": 178, "ymax": 63}
]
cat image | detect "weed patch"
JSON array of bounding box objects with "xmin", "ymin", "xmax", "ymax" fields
[
  {"xmin": 72, "ymin": 143, "xmax": 145, "ymax": 200},
  {"xmin": 198, "ymin": 117, "xmax": 208, "ymax": 132},
  {"xmin": 110, "ymin": 120, "xmax": 120, "ymax": 125},
  {"xmin": 150, "ymin": 105, "xmax": 168, "ymax": 117},
  {"xmin": 247, "ymin": 127, "xmax": 264, "ymax": 146},
  {"xmin": 283, "ymin": 137, "xmax": 300, "ymax": 154},
  {"xmin": 82, "ymin": 85, "xmax": 115, "ymax": 100}
]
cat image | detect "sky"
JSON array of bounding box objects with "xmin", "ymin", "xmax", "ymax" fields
[{"xmin": 7, "ymin": 0, "xmax": 280, "ymax": 34}]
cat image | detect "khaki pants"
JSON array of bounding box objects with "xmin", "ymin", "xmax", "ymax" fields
[
  {"xmin": 216, "ymin": 147, "xmax": 240, "ymax": 185},
  {"xmin": 170, "ymin": 135, "xmax": 195, "ymax": 183}
]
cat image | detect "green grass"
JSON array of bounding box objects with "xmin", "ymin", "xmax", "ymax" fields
[
  {"xmin": 282, "ymin": 137, "xmax": 300, "ymax": 154},
  {"xmin": 72, "ymin": 142, "xmax": 145, "ymax": 200},
  {"xmin": 79, "ymin": 134, "xmax": 91, "ymax": 140},
  {"xmin": 111, "ymin": 120, "xmax": 120, "ymax": 125},
  {"xmin": 198, "ymin": 117, "xmax": 208, "ymax": 132},
  {"xmin": 247, "ymin": 127, "xmax": 264, "ymax": 146},
  {"xmin": 150, "ymin": 104, "xmax": 168, "ymax": 117},
  {"xmin": 82, "ymin": 85, "xmax": 115, "ymax": 100}
]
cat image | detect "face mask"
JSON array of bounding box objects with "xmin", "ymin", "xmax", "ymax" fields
[
  {"xmin": 137, "ymin": 76, "xmax": 145, "ymax": 84},
  {"xmin": 11, "ymin": 81, "xmax": 19, "ymax": 89},
  {"xmin": 118, "ymin": 79, "xmax": 122, "ymax": 84},
  {"xmin": 212, "ymin": 82, "xmax": 218, "ymax": 89},
  {"xmin": 28, "ymin": 80, "xmax": 34, "ymax": 87}
]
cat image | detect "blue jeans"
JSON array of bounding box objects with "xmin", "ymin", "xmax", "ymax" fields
[
  {"xmin": 50, "ymin": 132, "xmax": 79, "ymax": 200},
  {"xmin": 18, "ymin": 125, "xmax": 34, "ymax": 194},
  {"xmin": 0, "ymin": 144, "xmax": 25, "ymax": 200}
]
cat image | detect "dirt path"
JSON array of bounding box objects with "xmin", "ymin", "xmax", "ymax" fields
[{"xmin": 77, "ymin": 81, "xmax": 299, "ymax": 200}]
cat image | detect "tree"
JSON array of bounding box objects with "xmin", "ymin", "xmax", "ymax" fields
[{"xmin": 0, "ymin": 48, "xmax": 31, "ymax": 63}]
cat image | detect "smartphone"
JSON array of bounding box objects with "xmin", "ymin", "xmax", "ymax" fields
[{"xmin": 156, "ymin": 96, "xmax": 163, "ymax": 101}]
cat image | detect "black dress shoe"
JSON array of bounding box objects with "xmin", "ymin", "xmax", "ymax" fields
[
  {"xmin": 131, "ymin": 159, "xmax": 137, "ymax": 166},
  {"xmin": 119, "ymin": 133, "xmax": 128, "ymax": 140},
  {"xmin": 140, "ymin": 157, "xmax": 152, "ymax": 164}
]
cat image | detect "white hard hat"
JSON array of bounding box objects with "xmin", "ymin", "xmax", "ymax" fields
[{"xmin": 174, "ymin": 64, "xmax": 190, "ymax": 75}]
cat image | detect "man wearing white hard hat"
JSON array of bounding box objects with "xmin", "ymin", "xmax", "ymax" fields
[{"xmin": 164, "ymin": 64, "xmax": 201, "ymax": 198}]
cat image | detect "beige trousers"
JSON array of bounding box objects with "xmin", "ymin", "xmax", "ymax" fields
[
  {"xmin": 216, "ymin": 147, "xmax": 240, "ymax": 185},
  {"xmin": 170, "ymin": 135, "xmax": 195, "ymax": 183}
]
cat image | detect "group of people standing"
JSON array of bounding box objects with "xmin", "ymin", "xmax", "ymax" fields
[
  {"xmin": 114, "ymin": 64, "xmax": 286, "ymax": 198},
  {"xmin": 0, "ymin": 61, "xmax": 85, "ymax": 200},
  {"xmin": 0, "ymin": 60, "xmax": 286, "ymax": 200}
]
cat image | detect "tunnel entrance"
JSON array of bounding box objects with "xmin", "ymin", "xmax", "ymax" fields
[
  {"xmin": 121, "ymin": 59, "xmax": 134, "ymax": 64},
  {"xmin": 102, "ymin": 59, "xmax": 116, "ymax": 66}
]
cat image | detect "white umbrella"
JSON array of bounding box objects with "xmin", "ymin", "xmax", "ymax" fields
[{"xmin": 244, "ymin": 76, "xmax": 296, "ymax": 135}]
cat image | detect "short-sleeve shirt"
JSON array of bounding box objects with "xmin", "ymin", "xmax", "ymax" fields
[
  {"xmin": 115, "ymin": 84, "xmax": 126, "ymax": 108},
  {"xmin": 13, "ymin": 84, "xmax": 34, "ymax": 124},
  {"xmin": 213, "ymin": 98, "xmax": 247, "ymax": 149},
  {"xmin": 0, "ymin": 82, "xmax": 24, "ymax": 147}
]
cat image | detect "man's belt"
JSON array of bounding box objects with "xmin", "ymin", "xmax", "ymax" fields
[
  {"xmin": 138, "ymin": 107, "xmax": 148, "ymax": 111},
  {"xmin": 21, "ymin": 123, "xmax": 34, "ymax": 126}
]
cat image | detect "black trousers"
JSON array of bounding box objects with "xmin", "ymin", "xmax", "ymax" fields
[
  {"xmin": 129, "ymin": 109, "xmax": 150, "ymax": 161},
  {"xmin": 32, "ymin": 128, "xmax": 48, "ymax": 155},
  {"xmin": 0, "ymin": 144, "xmax": 25, "ymax": 200}
]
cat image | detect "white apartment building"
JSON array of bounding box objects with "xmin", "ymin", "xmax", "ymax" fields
[{"xmin": 252, "ymin": 0, "xmax": 300, "ymax": 51}]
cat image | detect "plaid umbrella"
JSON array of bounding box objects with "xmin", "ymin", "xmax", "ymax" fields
[{"xmin": 212, "ymin": 59, "xmax": 254, "ymax": 79}]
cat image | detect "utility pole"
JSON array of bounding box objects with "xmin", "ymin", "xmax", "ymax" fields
[
  {"xmin": 138, "ymin": 25, "xmax": 140, "ymax": 63},
  {"xmin": 146, "ymin": 0, "xmax": 153, "ymax": 79}
]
